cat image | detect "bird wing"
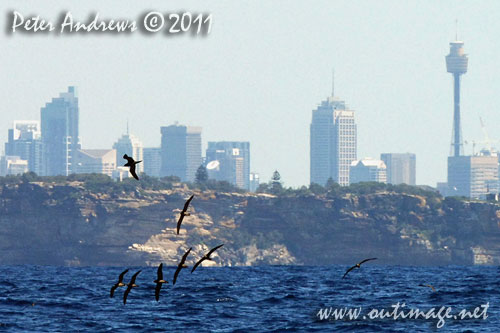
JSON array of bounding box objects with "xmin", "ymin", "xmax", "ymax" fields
[
  {"xmin": 207, "ymin": 244, "xmax": 224, "ymax": 257},
  {"xmin": 129, "ymin": 164, "xmax": 139, "ymax": 180},
  {"xmin": 118, "ymin": 269, "xmax": 129, "ymax": 283},
  {"xmin": 173, "ymin": 265, "xmax": 182, "ymax": 285},
  {"xmin": 183, "ymin": 195, "xmax": 194, "ymax": 212},
  {"xmin": 359, "ymin": 258, "xmax": 377, "ymax": 266},
  {"xmin": 173, "ymin": 248, "xmax": 192, "ymax": 284},
  {"xmin": 123, "ymin": 285, "xmax": 132, "ymax": 305},
  {"xmin": 157, "ymin": 263, "xmax": 163, "ymax": 281},
  {"xmin": 155, "ymin": 283, "xmax": 162, "ymax": 301},
  {"xmin": 181, "ymin": 247, "xmax": 192, "ymax": 264},
  {"xmin": 130, "ymin": 270, "xmax": 141, "ymax": 284},
  {"xmin": 110, "ymin": 284, "xmax": 118, "ymax": 298},
  {"xmin": 191, "ymin": 258, "xmax": 205, "ymax": 273},
  {"xmin": 342, "ymin": 265, "xmax": 357, "ymax": 279},
  {"xmin": 176, "ymin": 214, "xmax": 184, "ymax": 234}
]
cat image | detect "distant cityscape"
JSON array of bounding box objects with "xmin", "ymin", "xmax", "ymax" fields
[{"xmin": 1, "ymin": 37, "xmax": 499, "ymax": 199}]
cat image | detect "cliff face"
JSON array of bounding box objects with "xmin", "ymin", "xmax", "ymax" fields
[{"xmin": 0, "ymin": 181, "xmax": 499, "ymax": 266}]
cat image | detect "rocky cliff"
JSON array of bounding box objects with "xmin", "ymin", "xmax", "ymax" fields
[{"xmin": 0, "ymin": 180, "xmax": 499, "ymax": 267}]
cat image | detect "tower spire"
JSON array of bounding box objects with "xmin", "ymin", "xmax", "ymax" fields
[
  {"xmin": 126, "ymin": 119, "xmax": 129, "ymax": 135},
  {"xmin": 455, "ymin": 19, "xmax": 458, "ymax": 40}
]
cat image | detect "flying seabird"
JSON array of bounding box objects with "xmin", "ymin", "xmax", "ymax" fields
[
  {"xmin": 173, "ymin": 247, "xmax": 192, "ymax": 285},
  {"xmin": 191, "ymin": 244, "xmax": 224, "ymax": 273},
  {"xmin": 110, "ymin": 268, "xmax": 129, "ymax": 298},
  {"xmin": 418, "ymin": 284, "xmax": 436, "ymax": 292},
  {"xmin": 342, "ymin": 258, "xmax": 377, "ymax": 279},
  {"xmin": 123, "ymin": 154, "xmax": 142, "ymax": 180},
  {"xmin": 154, "ymin": 263, "xmax": 168, "ymax": 301},
  {"xmin": 177, "ymin": 195, "xmax": 194, "ymax": 235},
  {"xmin": 123, "ymin": 270, "xmax": 141, "ymax": 305}
]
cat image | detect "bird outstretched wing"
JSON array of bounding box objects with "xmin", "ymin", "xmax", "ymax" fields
[
  {"xmin": 191, "ymin": 258, "xmax": 205, "ymax": 273},
  {"xmin": 342, "ymin": 265, "xmax": 357, "ymax": 279},
  {"xmin": 207, "ymin": 244, "xmax": 224, "ymax": 257},
  {"xmin": 183, "ymin": 195, "xmax": 194, "ymax": 212},
  {"xmin": 359, "ymin": 258, "xmax": 377, "ymax": 265}
]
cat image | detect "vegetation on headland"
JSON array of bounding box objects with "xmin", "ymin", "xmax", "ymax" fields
[
  {"xmin": 0, "ymin": 172, "xmax": 498, "ymax": 266},
  {"xmin": 0, "ymin": 171, "xmax": 470, "ymax": 205}
]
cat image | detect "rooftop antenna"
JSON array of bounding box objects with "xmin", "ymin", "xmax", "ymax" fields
[{"xmin": 126, "ymin": 119, "xmax": 129, "ymax": 135}]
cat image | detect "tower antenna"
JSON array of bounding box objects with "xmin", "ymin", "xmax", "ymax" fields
[
  {"xmin": 455, "ymin": 19, "xmax": 458, "ymax": 40},
  {"xmin": 126, "ymin": 119, "xmax": 129, "ymax": 135}
]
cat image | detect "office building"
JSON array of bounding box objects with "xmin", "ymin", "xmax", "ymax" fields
[
  {"xmin": 5, "ymin": 121, "xmax": 43, "ymax": 175},
  {"xmin": 349, "ymin": 158, "xmax": 387, "ymax": 184},
  {"xmin": 160, "ymin": 124, "xmax": 202, "ymax": 182},
  {"xmin": 143, "ymin": 147, "xmax": 161, "ymax": 177},
  {"xmin": 205, "ymin": 141, "xmax": 250, "ymax": 189},
  {"xmin": 75, "ymin": 149, "xmax": 116, "ymax": 176},
  {"xmin": 249, "ymin": 172, "xmax": 260, "ymax": 192},
  {"xmin": 40, "ymin": 86, "xmax": 80, "ymax": 176},
  {"xmin": 381, "ymin": 153, "xmax": 416, "ymax": 185},
  {"xmin": 0, "ymin": 156, "xmax": 28, "ymax": 176},
  {"xmin": 310, "ymin": 95, "xmax": 357, "ymax": 186},
  {"xmin": 447, "ymin": 152, "xmax": 498, "ymax": 199}
]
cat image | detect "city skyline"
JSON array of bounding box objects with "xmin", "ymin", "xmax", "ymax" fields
[{"xmin": 1, "ymin": 1, "xmax": 500, "ymax": 187}]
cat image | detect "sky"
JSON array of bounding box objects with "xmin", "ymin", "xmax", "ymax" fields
[{"xmin": 1, "ymin": 0, "xmax": 499, "ymax": 187}]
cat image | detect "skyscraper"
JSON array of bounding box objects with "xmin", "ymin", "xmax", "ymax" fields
[
  {"xmin": 205, "ymin": 141, "xmax": 250, "ymax": 190},
  {"xmin": 40, "ymin": 86, "xmax": 80, "ymax": 176},
  {"xmin": 160, "ymin": 124, "xmax": 202, "ymax": 182},
  {"xmin": 310, "ymin": 95, "xmax": 357, "ymax": 186},
  {"xmin": 113, "ymin": 132, "xmax": 144, "ymax": 174},
  {"xmin": 5, "ymin": 121, "xmax": 43, "ymax": 175},
  {"xmin": 381, "ymin": 153, "xmax": 416, "ymax": 185}
]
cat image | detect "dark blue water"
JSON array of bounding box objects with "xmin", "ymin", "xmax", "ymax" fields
[{"xmin": 0, "ymin": 265, "xmax": 498, "ymax": 332}]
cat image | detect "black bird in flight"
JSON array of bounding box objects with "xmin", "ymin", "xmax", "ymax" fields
[
  {"xmin": 154, "ymin": 263, "xmax": 168, "ymax": 301},
  {"xmin": 191, "ymin": 244, "xmax": 224, "ymax": 273},
  {"xmin": 342, "ymin": 258, "xmax": 377, "ymax": 279},
  {"xmin": 173, "ymin": 247, "xmax": 192, "ymax": 285},
  {"xmin": 177, "ymin": 195, "xmax": 194, "ymax": 235},
  {"xmin": 418, "ymin": 284, "xmax": 436, "ymax": 292},
  {"xmin": 123, "ymin": 270, "xmax": 141, "ymax": 305},
  {"xmin": 123, "ymin": 154, "xmax": 142, "ymax": 180},
  {"xmin": 110, "ymin": 268, "xmax": 129, "ymax": 298}
]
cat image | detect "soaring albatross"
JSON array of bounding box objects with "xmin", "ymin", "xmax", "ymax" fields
[
  {"xmin": 123, "ymin": 154, "xmax": 142, "ymax": 180},
  {"xmin": 173, "ymin": 247, "xmax": 192, "ymax": 285},
  {"xmin": 154, "ymin": 263, "xmax": 168, "ymax": 301},
  {"xmin": 191, "ymin": 244, "xmax": 224, "ymax": 273},
  {"xmin": 110, "ymin": 268, "xmax": 129, "ymax": 298},
  {"xmin": 177, "ymin": 195, "xmax": 194, "ymax": 234},
  {"xmin": 123, "ymin": 270, "xmax": 141, "ymax": 305},
  {"xmin": 342, "ymin": 258, "xmax": 377, "ymax": 279}
]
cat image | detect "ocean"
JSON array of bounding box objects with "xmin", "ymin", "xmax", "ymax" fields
[{"xmin": 0, "ymin": 265, "xmax": 498, "ymax": 332}]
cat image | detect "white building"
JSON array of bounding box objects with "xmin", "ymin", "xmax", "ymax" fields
[
  {"xmin": 310, "ymin": 95, "xmax": 357, "ymax": 186},
  {"xmin": 349, "ymin": 158, "xmax": 387, "ymax": 184},
  {"xmin": 0, "ymin": 156, "xmax": 29, "ymax": 176},
  {"xmin": 75, "ymin": 149, "xmax": 116, "ymax": 176}
]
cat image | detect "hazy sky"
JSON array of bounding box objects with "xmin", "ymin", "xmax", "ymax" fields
[{"xmin": 1, "ymin": 1, "xmax": 499, "ymax": 187}]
